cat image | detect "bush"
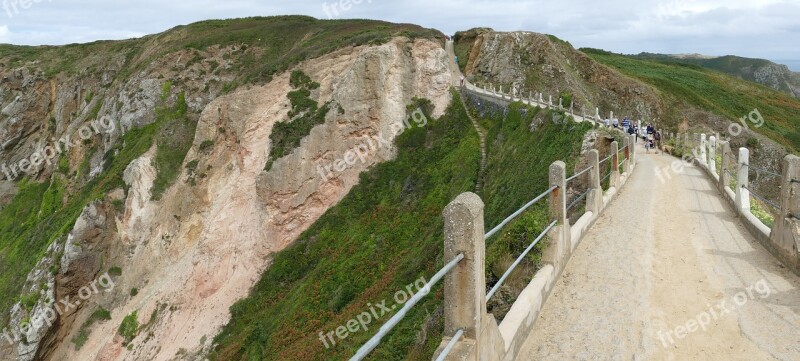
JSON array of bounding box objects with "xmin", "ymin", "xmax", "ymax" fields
[{"xmin": 118, "ymin": 311, "xmax": 139, "ymax": 344}]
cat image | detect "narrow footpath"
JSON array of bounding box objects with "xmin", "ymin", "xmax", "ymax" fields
[{"xmin": 518, "ymin": 143, "xmax": 800, "ymax": 360}]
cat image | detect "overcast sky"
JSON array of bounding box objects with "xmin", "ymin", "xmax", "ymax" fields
[{"xmin": 1, "ymin": 0, "xmax": 799, "ymax": 69}]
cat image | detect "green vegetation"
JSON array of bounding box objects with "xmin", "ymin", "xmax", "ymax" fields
[
  {"xmin": 265, "ymin": 71, "xmax": 330, "ymax": 171},
  {"xmin": 629, "ymin": 53, "xmax": 800, "ymax": 97},
  {"xmin": 151, "ymin": 91, "xmax": 196, "ymax": 201},
  {"xmin": 118, "ymin": 311, "xmax": 139, "ymax": 344},
  {"xmin": 750, "ymin": 200, "xmax": 775, "ymax": 228},
  {"xmin": 0, "ymin": 16, "xmax": 442, "ymax": 90},
  {"xmin": 582, "ymin": 49, "xmax": 800, "ymax": 152},
  {"xmin": 72, "ymin": 308, "xmax": 112, "ymax": 350},
  {"xmin": 108, "ymin": 267, "xmax": 123, "ymax": 276},
  {"xmin": 212, "ymin": 93, "xmax": 592, "ymax": 360}
]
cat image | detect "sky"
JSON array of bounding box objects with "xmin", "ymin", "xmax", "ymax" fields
[{"xmin": 1, "ymin": 0, "xmax": 799, "ymax": 70}]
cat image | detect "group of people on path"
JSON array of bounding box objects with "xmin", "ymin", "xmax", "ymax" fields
[{"xmin": 604, "ymin": 116, "xmax": 662, "ymax": 153}]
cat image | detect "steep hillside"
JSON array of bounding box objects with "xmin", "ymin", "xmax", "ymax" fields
[
  {"xmin": 631, "ymin": 53, "xmax": 800, "ymax": 99},
  {"xmin": 454, "ymin": 29, "xmax": 670, "ymax": 129},
  {"xmin": 583, "ymin": 49, "xmax": 800, "ymax": 153},
  {"xmin": 211, "ymin": 94, "xmax": 594, "ymax": 360},
  {"xmin": 0, "ymin": 16, "xmax": 448, "ymax": 361}
]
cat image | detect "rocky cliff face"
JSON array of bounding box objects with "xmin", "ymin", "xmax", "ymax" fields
[
  {"xmin": 0, "ymin": 34, "xmax": 451, "ymax": 360},
  {"xmin": 457, "ymin": 30, "xmax": 667, "ymax": 124}
]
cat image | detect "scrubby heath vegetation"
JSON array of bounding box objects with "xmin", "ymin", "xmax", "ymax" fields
[
  {"xmin": 0, "ymin": 16, "xmax": 443, "ymax": 90},
  {"xmin": 265, "ymin": 70, "xmax": 330, "ymax": 171},
  {"xmin": 582, "ymin": 49, "xmax": 800, "ymax": 153},
  {"xmin": 211, "ymin": 91, "xmax": 593, "ymax": 360}
]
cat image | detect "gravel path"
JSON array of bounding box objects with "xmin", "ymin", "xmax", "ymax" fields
[{"xmin": 517, "ymin": 144, "xmax": 800, "ymax": 360}]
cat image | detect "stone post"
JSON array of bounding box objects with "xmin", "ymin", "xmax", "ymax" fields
[
  {"xmin": 442, "ymin": 192, "xmax": 486, "ymax": 339},
  {"xmin": 700, "ymin": 134, "xmax": 707, "ymax": 166},
  {"xmin": 735, "ymin": 147, "xmax": 751, "ymax": 211},
  {"xmin": 539, "ymin": 93, "xmax": 544, "ymax": 104},
  {"xmin": 622, "ymin": 136, "xmax": 631, "ymax": 174},
  {"xmin": 771, "ymin": 155, "xmax": 800, "ymax": 268},
  {"xmin": 611, "ymin": 141, "xmax": 621, "ymax": 188},
  {"xmin": 719, "ymin": 141, "xmax": 731, "ymax": 192},
  {"xmin": 586, "ymin": 150, "xmax": 603, "ymax": 214},
  {"xmin": 595, "ymin": 107, "xmax": 600, "ymax": 121},
  {"xmin": 629, "ymin": 134, "xmax": 637, "ymax": 166},
  {"xmin": 548, "ymin": 161, "xmax": 571, "ymax": 270},
  {"xmin": 548, "ymin": 95, "xmax": 553, "ymax": 107},
  {"xmin": 709, "ymin": 136, "xmax": 717, "ymax": 175}
]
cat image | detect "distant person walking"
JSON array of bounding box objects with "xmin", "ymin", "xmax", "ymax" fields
[
  {"xmin": 604, "ymin": 117, "xmax": 611, "ymax": 127},
  {"xmin": 612, "ymin": 118, "xmax": 619, "ymax": 128},
  {"xmin": 460, "ymin": 76, "xmax": 465, "ymax": 87},
  {"xmin": 622, "ymin": 117, "xmax": 630, "ymax": 132}
]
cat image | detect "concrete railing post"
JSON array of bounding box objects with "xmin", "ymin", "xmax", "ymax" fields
[
  {"xmin": 622, "ymin": 136, "xmax": 631, "ymax": 174},
  {"xmin": 546, "ymin": 161, "xmax": 571, "ymax": 272},
  {"xmin": 735, "ymin": 147, "xmax": 750, "ymax": 211},
  {"xmin": 772, "ymin": 155, "xmax": 800, "ymax": 268},
  {"xmin": 709, "ymin": 136, "xmax": 717, "ymax": 176},
  {"xmin": 700, "ymin": 134, "xmax": 707, "ymax": 167},
  {"xmin": 719, "ymin": 141, "xmax": 731, "ymax": 191},
  {"xmin": 629, "ymin": 134, "xmax": 637, "ymax": 166},
  {"xmin": 442, "ymin": 192, "xmax": 486, "ymax": 340},
  {"xmin": 586, "ymin": 150, "xmax": 602, "ymax": 214},
  {"xmin": 610, "ymin": 141, "xmax": 621, "ymax": 188}
]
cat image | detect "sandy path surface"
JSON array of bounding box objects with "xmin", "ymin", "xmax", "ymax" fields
[{"xmin": 517, "ymin": 143, "xmax": 800, "ymax": 360}]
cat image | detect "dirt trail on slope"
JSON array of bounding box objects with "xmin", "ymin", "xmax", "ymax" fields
[
  {"xmin": 446, "ymin": 41, "xmax": 488, "ymax": 192},
  {"xmin": 517, "ymin": 143, "xmax": 800, "ymax": 360}
]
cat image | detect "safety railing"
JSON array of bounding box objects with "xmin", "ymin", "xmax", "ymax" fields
[
  {"xmin": 350, "ymin": 253, "xmax": 465, "ymax": 361},
  {"xmin": 352, "ymin": 103, "xmax": 637, "ymax": 360},
  {"xmin": 743, "ymin": 185, "xmax": 780, "ymax": 210}
]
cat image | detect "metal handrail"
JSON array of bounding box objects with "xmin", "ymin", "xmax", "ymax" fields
[
  {"xmin": 566, "ymin": 166, "xmax": 593, "ymax": 183},
  {"xmin": 567, "ymin": 190, "xmax": 590, "ymax": 211},
  {"xmin": 602, "ymin": 170, "xmax": 613, "ymax": 183},
  {"xmin": 434, "ymin": 329, "xmax": 464, "ymax": 361},
  {"xmin": 600, "ymin": 154, "xmax": 614, "ymax": 164},
  {"xmin": 742, "ymin": 185, "xmax": 780, "ymax": 211},
  {"xmin": 350, "ymin": 253, "xmax": 465, "ymax": 361},
  {"xmin": 485, "ymin": 185, "xmax": 558, "ymax": 239},
  {"xmin": 486, "ymin": 220, "xmax": 558, "ymax": 300}
]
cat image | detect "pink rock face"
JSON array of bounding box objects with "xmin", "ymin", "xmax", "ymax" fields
[{"xmin": 47, "ymin": 37, "xmax": 452, "ymax": 361}]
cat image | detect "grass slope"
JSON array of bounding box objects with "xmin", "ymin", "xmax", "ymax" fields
[
  {"xmin": 582, "ymin": 49, "xmax": 800, "ymax": 152},
  {"xmin": 212, "ymin": 93, "xmax": 592, "ymax": 360},
  {"xmin": 0, "ymin": 16, "xmax": 443, "ymax": 90}
]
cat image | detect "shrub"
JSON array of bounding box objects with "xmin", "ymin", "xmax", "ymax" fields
[{"xmin": 118, "ymin": 311, "xmax": 139, "ymax": 344}]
